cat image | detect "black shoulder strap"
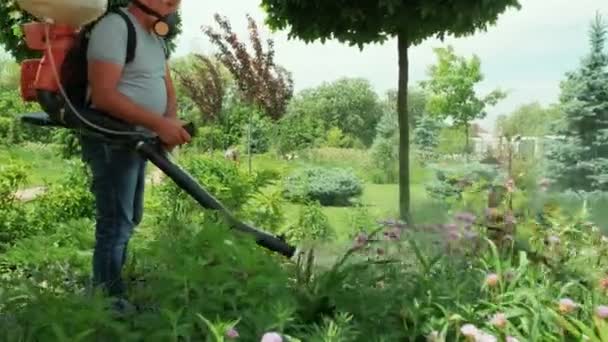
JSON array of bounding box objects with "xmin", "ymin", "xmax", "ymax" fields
[{"xmin": 113, "ymin": 9, "xmax": 137, "ymax": 64}]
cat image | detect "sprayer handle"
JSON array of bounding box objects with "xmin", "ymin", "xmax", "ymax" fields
[{"xmin": 182, "ymin": 122, "xmax": 195, "ymax": 138}]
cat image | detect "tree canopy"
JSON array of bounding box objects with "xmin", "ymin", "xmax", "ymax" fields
[
  {"xmin": 261, "ymin": 0, "xmax": 521, "ymax": 47},
  {"xmin": 260, "ymin": 0, "xmax": 521, "ymax": 222}
]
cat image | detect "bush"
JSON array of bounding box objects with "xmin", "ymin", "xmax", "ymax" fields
[
  {"xmin": 0, "ymin": 160, "xmax": 32, "ymax": 249},
  {"xmin": 151, "ymin": 153, "xmax": 271, "ymax": 225},
  {"xmin": 27, "ymin": 159, "xmax": 95, "ymax": 233},
  {"xmin": 282, "ymin": 166, "xmax": 363, "ymax": 206},
  {"xmin": 284, "ymin": 200, "xmax": 332, "ymax": 243},
  {"xmin": 425, "ymin": 162, "xmax": 501, "ymax": 206}
]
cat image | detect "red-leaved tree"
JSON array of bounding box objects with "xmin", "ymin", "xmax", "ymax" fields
[
  {"xmin": 172, "ymin": 55, "xmax": 226, "ymax": 123},
  {"xmin": 202, "ymin": 14, "xmax": 293, "ymax": 120}
]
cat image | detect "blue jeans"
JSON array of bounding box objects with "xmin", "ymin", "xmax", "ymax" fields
[{"xmin": 80, "ymin": 135, "xmax": 147, "ymax": 297}]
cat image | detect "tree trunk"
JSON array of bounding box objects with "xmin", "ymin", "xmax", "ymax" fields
[
  {"xmin": 397, "ymin": 33, "xmax": 411, "ymax": 224},
  {"xmin": 465, "ymin": 121, "xmax": 470, "ymax": 162}
]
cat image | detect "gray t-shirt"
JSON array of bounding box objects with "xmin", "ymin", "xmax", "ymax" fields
[{"xmin": 86, "ymin": 8, "xmax": 168, "ymax": 120}]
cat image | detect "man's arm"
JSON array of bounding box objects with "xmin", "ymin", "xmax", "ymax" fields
[
  {"xmin": 88, "ymin": 61, "xmax": 164, "ymax": 131},
  {"xmin": 164, "ymin": 62, "xmax": 178, "ymax": 119}
]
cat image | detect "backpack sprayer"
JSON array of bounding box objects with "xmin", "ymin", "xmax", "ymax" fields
[{"xmin": 14, "ymin": 0, "xmax": 297, "ymax": 259}]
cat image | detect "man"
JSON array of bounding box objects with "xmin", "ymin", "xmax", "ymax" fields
[{"xmin": 80, "ymin": 0, "xmax": 190, "ymax": 310}]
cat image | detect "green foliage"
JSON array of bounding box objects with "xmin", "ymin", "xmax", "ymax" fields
[
  {"xmin": 369, "ymin": 132, "xmax": 399, "ymax": 184},
  {"xmin": 152, "ymin": 153, "xmax": 270, "ymax": 225},
  {"xmin": 496, "ymin": 102, "xmax": 564, "ymax": 138},
  {"xmin": 284, "ymin": 200, "xmax": 333, "ymax": 243},
  {"xmin": 413, "ymin": 114, "xmax": 444, "ymax": 159},
  {"xmin": 0, "ymin": 0, "xmax": 181, "ymax": 62},
  {"xmin": 274, "ymin": 109, "xmax": 325, "ymax": 155},
  {"xmin": 436, "ymin": 125, "xmax": 468, "ymax": 155},
  {"xmin": 282, "ymin": 167, "xmax": 363, "ymax": 206},
  {"xmin": 0, "ymin": 88, "xmax": 53, "ymax": 145},
  {"xmin": 261, "ymin": 0, "xmax": 521, "ymax": 47},
  {"xmin": 284, "ymin": 78, "xmax": 384, "ymax": 147},
  {"xmin": 241, "ymin": 110, "xmax": 274, "ymax": 154},
  {"xmin": 0, "ymin": 159, "xmax": 31, "ymax": 249},
  {"xmin": 27, "ymin": 159, "xmax": 94, "ymax": 233},
  {"xmin": 425, "ymin": 162, "xmax": 501, "ymax": 206},
  {"xmin": 545, "ymin": 13, "xmax": 608, "ymax": 192},
  {"xmin": 382, "ymin": 87, "xmax": 429, "ymax": 130},
  {"xmin": 421, "ymin": 45, "xmax": 506, "ymax": 153}
]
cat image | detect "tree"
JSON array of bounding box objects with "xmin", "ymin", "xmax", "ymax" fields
[
  {"xmin": 0, "ymin": 0, "xmax": 182, "ymax": 61},
  {"xmin": 285, "ymin": 77, "xmax": 384, "ymax": 147},
  {"xmin": 202, "ymin": 14, "xmax": 294, "ymax": 121},
  {"xmin": 171, "ymin": 54, "xmax": 230, "ymax": 123},
  {"xmin": 545, "ymin": 13, "xmax": 608, "ymax": 192},
  {"xmin": 421, "ymin": 46, "xmax": 507, "ymax": 156},
  {"xmin": 260, "ymin": 0, "xmax": 520, "ymax": 222},
  {"xmin": 384, "ymin": 87, "xmax": 428, "ymax": 130},
  {"xmin": 495, "ymin": 102, "xmax": 564, "ymax": 138}
]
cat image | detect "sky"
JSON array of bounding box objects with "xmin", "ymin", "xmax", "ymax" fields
[{"xmin": 170, "ymin": 1, "xmax": 604, "ymax": 133}]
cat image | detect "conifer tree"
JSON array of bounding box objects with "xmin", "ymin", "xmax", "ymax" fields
[{"xmin": 545, "ymin": 13, "xmax": 608, "ymax": 192}]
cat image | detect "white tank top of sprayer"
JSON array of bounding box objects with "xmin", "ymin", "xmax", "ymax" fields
[{"xmin": 17, "ymin": 0, "xmax": 108, "ymax": 27}]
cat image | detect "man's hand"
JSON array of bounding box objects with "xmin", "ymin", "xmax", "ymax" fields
[{"xmin": 153, "ymin": 116, "xmax": 191, "ymax": 147}]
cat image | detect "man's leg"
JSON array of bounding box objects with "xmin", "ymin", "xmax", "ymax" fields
[
  {"xmin": 122, "ymin": 160, "xmax": 147, "ymax": 268},
  {"xmin": 81, "ymin": 136, "xmax": 146, "ymax": 297}
]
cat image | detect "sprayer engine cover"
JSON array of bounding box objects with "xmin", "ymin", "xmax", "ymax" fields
[{"xmin": 17, "ymin": 0, "xmax": 108, "ymax": 27}]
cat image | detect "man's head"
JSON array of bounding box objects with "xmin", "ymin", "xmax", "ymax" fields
[{"xmin": 129, "ymin": 0, "xmax": 181, "ymax": 36}]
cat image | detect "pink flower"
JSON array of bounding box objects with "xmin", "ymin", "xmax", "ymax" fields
[
  {"xmin": 506, "ymin": 337, "xmax": 520, "ymax": 342},
  {"xmin": 596, "ymin": 305, "xmax": 608, "ymax": 319},
  {"xmin": 485, "ymin": 273, "xmax": 500, "ymax": 287},
  {"xmin": 456, "ymin": 212, "xmax": 476, "ymax": 225},
  {"xmin": 460, "ymin": 324, "xmax": 478, "ymax": 337},
  {"xmin": 599, "ymin": 277, "xmax": 608, "ymax": 290},
  {"xmin": 476, "ymin": 332, "xmax": 497, "ymax": 342},
  {"xmin": 490, "ymin": 313, "xmax": 507, "ymax": 329},
  {"xmin": 559, "ymin": 298, "xmax": 578, "ymax": 314},
  {"xmin": 260, "ymin": 332, "xmax": 283, "ymax": 342},
  {"xmin": 384, "ymin": 227, "xmax": 401, "ymax": 240},
  {"xmin": 353, "ymin": 232, "xmax": 368, "ymax": 249},
  {"xmin": 226, "ymin": 327, "xmax": 239, "ymax": 339}
]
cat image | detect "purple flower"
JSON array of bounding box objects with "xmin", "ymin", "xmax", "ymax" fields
[
  {"xmin": 226, "ymin": 327, "xmax": 239, "ymax": 339},
  {"xmin": 596, "ymin": 305, "xmax": 608, "ymax": 319},
  {"xmin": 455, "ymin": 212, "xmax": 476, "ymax": 224}
]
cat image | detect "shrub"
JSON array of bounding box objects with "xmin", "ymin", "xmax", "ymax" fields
[
  {"xmin": 425, "ymin": 162, "xmax": 501, "ymax": 210},
  {"xmin": 284, "ymin": 200, "xmax": 332, "ymax": 243},
  {"xmin": 27, "ymin": 159, "xmax": 95, "ymax": 233},
  {"xmin": 0, "ymin": 160, "xmax": 32, "ymax": 249},
  {"xmin": 282, "ymin": 167, "xmax": 363, "ymax": 206},
  {"xmin": 151, "ymin": 153, "xmax": 268, "ymax": 225}
]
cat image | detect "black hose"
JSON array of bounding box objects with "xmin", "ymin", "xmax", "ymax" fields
[{"xmin": 135, "ymin": 141, "xmax": 297, "ymax": 258}]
